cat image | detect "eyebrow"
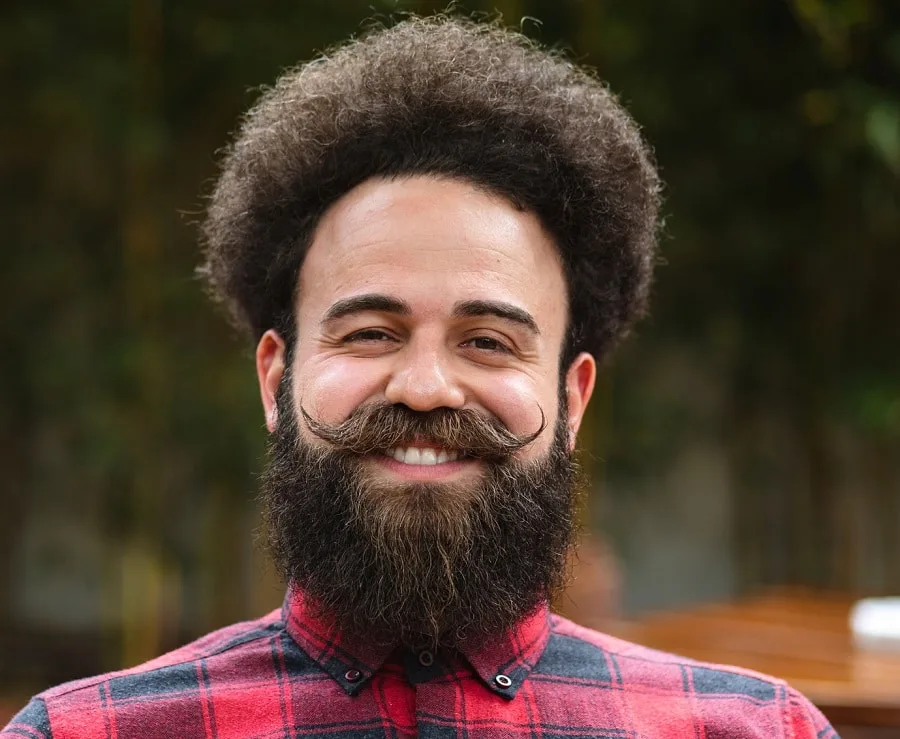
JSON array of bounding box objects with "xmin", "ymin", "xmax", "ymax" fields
[
  {"xmin": 321, "ymin": 294, "xmax": 412, "ymax": 324},
  {"xmin": 452, "ymin": 300, "xmax": 540, "ymax": 335},
  {"xmin": 321, "ymin": 294, "xmax": 540, "ymax": 335}
]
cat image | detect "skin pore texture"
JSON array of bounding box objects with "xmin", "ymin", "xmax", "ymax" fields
[{"xmin": 254, "ymin": 175, "xmax": 597, "ymax": 649}]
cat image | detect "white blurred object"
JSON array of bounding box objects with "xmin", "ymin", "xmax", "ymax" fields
[{"xmin": 850, "ymin": 597, "xmax": 900, "ymax": 653}]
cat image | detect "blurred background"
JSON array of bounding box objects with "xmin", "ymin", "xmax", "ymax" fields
[{"xmin": 1, "ymin": 0, "xmax": 898, "ymax": 719}]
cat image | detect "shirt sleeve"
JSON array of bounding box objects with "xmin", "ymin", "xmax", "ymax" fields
[
  {"xmin": 786, "ymin": 686, "xmax": 840, "ymax": 739},
  {"xmin": 1, "ymin": 697, "xmax": 53, "ymax": 739}
]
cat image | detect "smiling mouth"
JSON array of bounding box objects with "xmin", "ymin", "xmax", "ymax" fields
[{"xmin": 384, "ymin": 446, "xmax": 464, "ymax": 466}]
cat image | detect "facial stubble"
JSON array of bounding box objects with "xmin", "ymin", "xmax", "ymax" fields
[{"xmin": 260, "ymin": 387, "xmax": 581, "ymax": 651}]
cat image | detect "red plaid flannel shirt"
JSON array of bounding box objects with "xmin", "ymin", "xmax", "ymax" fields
[{"xmin": 4, "ymin": 587, "xmax": 837, "ymax": 738}]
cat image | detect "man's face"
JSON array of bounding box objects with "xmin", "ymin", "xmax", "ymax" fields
[
  {"xmin": 255, "ymin": 175, "xmax": 596, "ymax": 647},
  {"xmin": 258, "ymin": 175, "xmax": 595, "ymax": 468}
]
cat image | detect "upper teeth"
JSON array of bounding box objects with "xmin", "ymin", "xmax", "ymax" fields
[{"xmin": 387, "ymin": 447, "xmax": 459, "ymax": 465}]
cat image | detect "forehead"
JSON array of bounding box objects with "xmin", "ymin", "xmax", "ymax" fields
[{"xmin": 297, "ymin": 176, "xmax": 568, "ymax": 333}]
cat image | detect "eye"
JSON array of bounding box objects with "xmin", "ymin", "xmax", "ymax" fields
[
  {"xmin": 464, "ymin": 336, "xmax": 511, "ymax": 353},
  {"xmin": 345, "ymin": 329, "xmax": 396, "ymax": 343}
]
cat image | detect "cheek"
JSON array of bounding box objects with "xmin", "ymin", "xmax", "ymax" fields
[
  {"xmin": 292, "ymin": 358, "xmax": 387, "ymax": 423},
  {"xmin": 478, "ymin": 372, "xmax": 559, "ymax": 443}
]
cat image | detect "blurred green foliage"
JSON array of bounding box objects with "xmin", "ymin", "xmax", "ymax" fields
[{"xmin": 1, "ymin": 0, "xmax": 898, "ymax": 680}]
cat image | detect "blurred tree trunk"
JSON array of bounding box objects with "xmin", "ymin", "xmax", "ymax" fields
[
  {"xmin": 203, "ymin": 490, "xmax": 247, "ymax": 631},
  {"xmin": 729, "ymin": 392, "xmax": 765, "ymax": 593},
  {"xmin": 794, "ymin": 397, "xmax": 836, "ymax": 588},
  {"xmin": 870, "ymin": 438, "xmax": 899, "ymax": 593},
  {"xmin": 0, "ymin": 393, "xmax": 30, "ymax": 628},
  {"xmin": 120, "ymin": 0, "xmax": 169, "ymax": 668}
]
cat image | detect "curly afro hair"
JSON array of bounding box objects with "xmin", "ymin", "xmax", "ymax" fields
[{"xmin": 201, "ymin": 15, "xmax": 661, "ymax": 365}]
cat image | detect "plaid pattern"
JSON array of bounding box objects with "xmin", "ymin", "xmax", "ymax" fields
[{"xmin": 3, "ymin": 587, "xmax": 838, "ymax": 738}]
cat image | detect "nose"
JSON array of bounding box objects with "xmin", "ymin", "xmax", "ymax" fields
[{"xmin": 383, "ymin": 337, "xmax": 465, "ymax": 412}]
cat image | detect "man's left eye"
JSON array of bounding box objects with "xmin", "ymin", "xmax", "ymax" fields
[{"xmin": 465, "ymin": 336, "xmax": 510, "ymax": 353}]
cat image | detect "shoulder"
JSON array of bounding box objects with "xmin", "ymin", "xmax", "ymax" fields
[
  {"xmin": 2, "ymin": 609, "xmax": 286, "ymax": 739},
  {"xmin": 538, "ymin": 614, "xmax": 838, "ymax": 738},
  {"xmin": 42, "ymin": 609, "xmax": 283, "ymax": 701},
  {"xmin": 543, "ymin": 613, "xmax": 784, "ymax": 699},
  {"xmin": 2, "ymin": 697, "xmax": 52, "ymax": 739}
]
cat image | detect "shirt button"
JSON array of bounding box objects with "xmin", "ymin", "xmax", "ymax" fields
[
  {"xmin": 344, "ymin": 669, "xmax": 362, "ymax": 683},
  {"xmin": 418, "ymin": 650, "xmax": 435, "ymax": 667},
  {"xmin": 494, "ymin": 673, "xmax": 512, "ymax": 688}
]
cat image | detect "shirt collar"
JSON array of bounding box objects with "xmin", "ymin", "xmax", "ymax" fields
[{"xmin": 281, "ymin": 586, "xmax": 551, "ymax": 699}]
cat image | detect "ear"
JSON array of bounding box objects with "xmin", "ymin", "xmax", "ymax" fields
[
  {"xmin": 563, "ymin": 352, "xmax": 597, "ymax": 452},
  {"xmin": 256, "ymin": 329, "xmax": 286, "ymax": 433}
]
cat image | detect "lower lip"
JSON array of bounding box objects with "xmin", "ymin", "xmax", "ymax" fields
[{"xmin": 372, "ymin": 454, "xmax": 479, "ymax": 481}]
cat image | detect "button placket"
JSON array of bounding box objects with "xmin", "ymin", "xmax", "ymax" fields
[{"xmin": 401, "ymin": 647, "xmax": 443, "ymax": 684}]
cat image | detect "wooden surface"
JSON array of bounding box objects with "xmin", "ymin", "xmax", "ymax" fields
[{"xmin": 609, "ymin": 589, "xmax": 900, "ymax": 728}]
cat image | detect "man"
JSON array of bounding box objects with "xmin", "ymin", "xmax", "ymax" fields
[{"xmin": 4, "ymin": 16, "xmax": 837, "ymax": 739}]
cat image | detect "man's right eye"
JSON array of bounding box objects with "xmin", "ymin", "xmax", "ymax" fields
[{"xmin": 344, "ymin": 329, "xmax": 394, "ymax": 343}]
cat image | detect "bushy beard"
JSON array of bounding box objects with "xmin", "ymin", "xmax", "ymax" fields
[{"xmin": 259, "ymin": 385, "xmax": 581, "ymax": 651}]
